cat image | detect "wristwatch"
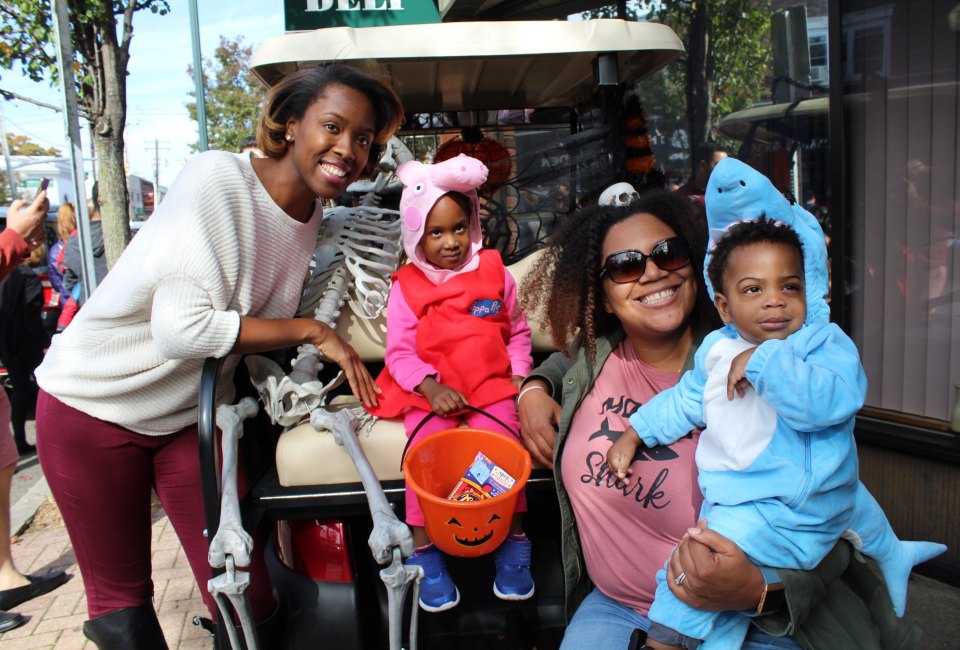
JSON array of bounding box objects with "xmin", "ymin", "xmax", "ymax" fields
[{"xmin": 755, "ymin": 566, "xmax": 786, "ymax": 616}]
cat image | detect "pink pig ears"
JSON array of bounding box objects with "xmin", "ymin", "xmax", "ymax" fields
[{"xmin": 403, "ymin": 206, "xmax": 421, "ymax": 232}]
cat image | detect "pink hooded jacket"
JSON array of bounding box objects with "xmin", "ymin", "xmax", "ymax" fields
[{"xmin": 397, "ymin": 154, "xmax": 488, "ymax": 285}]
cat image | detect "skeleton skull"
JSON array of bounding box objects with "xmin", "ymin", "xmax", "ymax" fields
[{"xmin": 598, "ymin": 182, "xmax": 640, "ymax": 207}]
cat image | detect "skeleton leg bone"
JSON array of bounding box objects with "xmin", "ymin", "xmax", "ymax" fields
[
  {"xmin": 310, "ymin": 408, "xmax": 419, "ymax": 650},
  {"xmin": 207, "ymin": 397, "xmax": 260, "ymax": 650}
]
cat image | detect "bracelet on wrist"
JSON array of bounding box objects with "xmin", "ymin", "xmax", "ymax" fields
[{"xmin": 516, "ymin": 384, "xmax": 546, "ymax": 408}]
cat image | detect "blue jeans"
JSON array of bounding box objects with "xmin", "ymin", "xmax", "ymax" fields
[{"xmin": 559, "ymin": 589, "xmax": 803, "ymax": 650}]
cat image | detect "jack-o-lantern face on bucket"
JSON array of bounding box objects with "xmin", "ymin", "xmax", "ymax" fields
[{"xmin": 444, "ymin": 512, "xmax": 503, "ymax": 549}]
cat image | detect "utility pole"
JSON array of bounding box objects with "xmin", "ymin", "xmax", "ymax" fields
[
  {"xmin": 143, "ymin": 139, "xmax": 168, "ymax": 209},
  {"xmin": 0, "ymin": 102, "xmax": 16, "ymax": 199},
  {"xmin": 154, "ymin": 140, "xmax": 159, "ymax": 203},
  {"xmin": 189, "ymin": 0, "xmax": 209, "ymax": 151},
  {"xmin": 51, "ymin": 0, "xmax": 95, "ymax": 300}
]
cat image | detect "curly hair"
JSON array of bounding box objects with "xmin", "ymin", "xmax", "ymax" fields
[
  {"xmin": 706, "ymin": 216, "xmax": 803, "ymax": 295},
  {"xmin": 520, "ymin": 190, "xmax": 717, "ymax": 361},
  {"xmin": 257, "ymin": 64, "xmax": 404, "ymax": 176}
]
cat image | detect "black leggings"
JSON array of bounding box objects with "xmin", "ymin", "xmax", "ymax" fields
[{"xmin": 6, "ymin": 363, "xmax": 38, "ymax": 446}]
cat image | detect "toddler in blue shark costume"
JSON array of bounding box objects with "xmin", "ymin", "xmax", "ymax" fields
[{"xmin": 607, "ymin": 158, "xmax": 946, "ymax": 650}]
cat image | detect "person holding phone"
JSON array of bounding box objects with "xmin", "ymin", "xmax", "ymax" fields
[{"xmin": 0, "ymin": 190, "xmax": 70, "ymax": 633}]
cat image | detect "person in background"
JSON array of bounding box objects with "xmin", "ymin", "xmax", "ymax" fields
[
  {"xmin": 0, "ymin": 192, "xmax": 70, "ymax": 634},
  {"xmin": 239, "ymin": 134, "xmax": 264, "ymax": 157},
  {"xmin": 61, "ymin": 183, "xmax": 108, "ymax": 308},
  {"xmin": 0, "ymin": 244, "xmax": 50, "ymax": 455},
  {"xmin": 677, "ymin": 142, "xmax": 729, "ymax": 204},
  {"xmin": 34, "ymin": 64, "xmax": 403, "ymax": 649},
  {"xmin": 45, "ymin": 202, "xmax": 77, "ymax": 335},
  {"xmin": 517, "ymin": 190, "xmax": 922, "ymax": 650}
]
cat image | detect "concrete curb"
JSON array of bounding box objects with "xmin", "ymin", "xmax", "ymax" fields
[{"xmin": 11, "ymin": 473, "xmax": 49, "ymax": 537}]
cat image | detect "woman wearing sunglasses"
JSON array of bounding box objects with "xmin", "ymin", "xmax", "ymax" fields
[{"xmin": 518, "ymin": 190, "xmax": 915, "ymax": 649}]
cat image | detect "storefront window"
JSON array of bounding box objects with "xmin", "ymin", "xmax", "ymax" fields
[{"xmin": 842, "ymin": 0, "xmax": 960, "ymax": 423}]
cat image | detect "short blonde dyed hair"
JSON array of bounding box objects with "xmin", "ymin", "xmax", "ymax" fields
[
  {"xmin": 57, "ymin": 202, "xmax": 77, "ymax": 242},
  {"xmin": 257, "ymin": 64, "xmax": 404, "ymax": 176}
]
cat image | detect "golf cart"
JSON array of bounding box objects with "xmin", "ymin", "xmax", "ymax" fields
[{"xmin": 196, "ymin": 18, "xmax": 682, "ymax": 650}]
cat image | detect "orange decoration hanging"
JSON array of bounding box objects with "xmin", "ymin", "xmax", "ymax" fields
[{"xmin": 435, "ymin": 127, "xmax": 512, "ymax": 195}]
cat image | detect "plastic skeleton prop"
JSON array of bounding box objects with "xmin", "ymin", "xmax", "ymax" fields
[
  {"xmin": 207, "ymin": 137, "xmax": 423, "ymax": 650},
  {"xmin": 207, "ymin": 398, "xmax": 260, "ymax": 650},
  {"xmin": 598, "ymin": 181, "xmax": 640, "ymax": 207}
]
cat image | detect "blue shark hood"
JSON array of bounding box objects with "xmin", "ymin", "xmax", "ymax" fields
[{"xmin": 703, "ymin": 158, "xmax": 829, "ymax": 325}]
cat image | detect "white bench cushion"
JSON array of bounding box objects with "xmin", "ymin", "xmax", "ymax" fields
[{"xmin": 276, "ymin": 411, "xmax": 408, "ymax": 487}]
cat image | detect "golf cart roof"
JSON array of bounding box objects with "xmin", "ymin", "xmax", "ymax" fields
[
  {"xmin": 716, "ymin": 97, "xmax": 829, "ymax": 142},
  {"xmin": 250, "ymin": 19, "xmax": 683, "ymax": 113}
]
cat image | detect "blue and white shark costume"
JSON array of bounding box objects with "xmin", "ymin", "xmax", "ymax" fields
[{"xmin": 628, "ymin": 159, "xmax": 946, "ymax": 649}]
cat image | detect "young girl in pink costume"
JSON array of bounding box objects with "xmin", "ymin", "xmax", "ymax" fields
[{"xmin": 367, "ymin": 153, "xmax": 534, "ymax": 612}]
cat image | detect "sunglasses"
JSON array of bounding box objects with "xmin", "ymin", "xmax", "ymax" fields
[{"xmin": 600, "ymin": 236, "xmax": 692, "ymax": 283}]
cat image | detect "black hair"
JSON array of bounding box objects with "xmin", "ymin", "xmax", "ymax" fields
[
  {"xmin": 90, "ymin": 181, "xmax": 100, "ymax": 213},
  {"xmin": 257, "ymin": 64, "xmax": 404, "ymax": 175},
  {"xmin": 694, "ymin": 142, "xmax": 731, "ymax": 166},
  {"xmin": 238, "ymin": 135, "xmax": 257, "ymax": 152},
  {"xmin": 707, "ymin": 216, "xmax": 804, "ymax": 295},
  {"xmin": 521, "ymin": 190, "xmax": 719, "ymax": 360}
]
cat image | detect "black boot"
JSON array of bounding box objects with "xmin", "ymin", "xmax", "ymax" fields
[{"xmin": 82, "ymin": 603, "xmax": 169, "ymax": 649}]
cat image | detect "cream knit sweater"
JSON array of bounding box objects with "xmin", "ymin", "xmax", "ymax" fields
[{"xmin": 36, "ymin": 151, "xmax": 323, "ymax": 435}]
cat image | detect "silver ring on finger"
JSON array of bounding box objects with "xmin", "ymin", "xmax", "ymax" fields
[{"xmin": 674, "ymin": 571, "xmax": 687, "ymax": 586}]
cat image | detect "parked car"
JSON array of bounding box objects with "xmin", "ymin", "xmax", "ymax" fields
[{"xmin": 197, "ymin": 18, "xmax": 683, "ymax": 650}]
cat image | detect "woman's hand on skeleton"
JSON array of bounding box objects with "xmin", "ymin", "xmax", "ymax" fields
[{"xmin": 312, "ymin": 324, "xmax": 381, "ymax": 408}]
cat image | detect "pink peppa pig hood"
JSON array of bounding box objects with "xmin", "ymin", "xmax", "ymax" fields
[{"xmin": 397, "ymin": 154, "xmax": 488, "ymax": 285}]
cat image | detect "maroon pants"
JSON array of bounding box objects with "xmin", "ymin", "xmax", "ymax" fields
[{"xmin": 36, "ymin": 389, "xmax": 274, "ymax": 620}]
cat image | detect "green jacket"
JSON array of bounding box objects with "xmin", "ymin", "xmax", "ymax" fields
[{"xmin": 526, "ymin": 327, "xmax": 922, "ymax": 650}]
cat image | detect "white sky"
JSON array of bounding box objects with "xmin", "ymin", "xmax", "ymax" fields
[{"xmin": 1, "ymin": 0, "xmax": 287, "ymax": 189}]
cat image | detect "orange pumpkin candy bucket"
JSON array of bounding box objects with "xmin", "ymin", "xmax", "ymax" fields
[{"xmin": 401, "ymin": 414, "xmax": 531, "ymax": 558}]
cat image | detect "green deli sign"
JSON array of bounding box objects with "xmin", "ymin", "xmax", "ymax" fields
[{"xmin": 284, "ymin": 0, "xmax": 441, "ymax": 30}]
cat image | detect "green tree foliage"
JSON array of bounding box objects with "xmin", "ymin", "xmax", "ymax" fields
[
  {"xmin": 7, "ymin": 133, "xmax": 61, "ymax": 156},
  {"xmin": 586, "ymin": 1, "xmax": 771, "ymax": 176},
  {"xmin": 187, "ymin": 36, "xmax": 266, "ymax": 154},
  {"xmin": 0, "ymin": 0, "xmax": 170, "ymax": 268}
]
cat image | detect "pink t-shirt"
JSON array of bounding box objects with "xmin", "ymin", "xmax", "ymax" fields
[{"xmin": 560, "ymin": 339, "xmax": 702, "ymax": 615}]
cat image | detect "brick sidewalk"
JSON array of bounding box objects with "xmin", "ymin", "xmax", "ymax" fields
[{"xmin": 0, "ymin": 498, "xmax": 212, "ymax": 649}]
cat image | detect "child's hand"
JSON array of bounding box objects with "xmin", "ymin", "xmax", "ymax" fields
[
  {"xmin": 607, "ymin": 427, "xmax": 641, "ymax": 483},
  {"xmin": 418, "ymin": 376, "xmax": 468, "ymax": 416},
  {"xmin": 727, "ymin": 348, "xmax": 756, "ymax": 400},
  {"xmin": 511, "ymin": 374, "xmax": 524, "ymax": 389}
]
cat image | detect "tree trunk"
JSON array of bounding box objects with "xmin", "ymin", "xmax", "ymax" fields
[
  {"xmin": 686, "ymin": 0, "xmax": 713, "ymax": 177},
  {"xmin": 95, "ymin": 32, "xmax": 131, "ymax": 270}
]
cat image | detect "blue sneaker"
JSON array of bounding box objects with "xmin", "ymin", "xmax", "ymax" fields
[
  {"xmin": 493, "ymin": 534, "xmax": 535, "ymax": 600},
  {"xmin": 405, "ymin": 544, "xmax": 460, "ymax": 612}
]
